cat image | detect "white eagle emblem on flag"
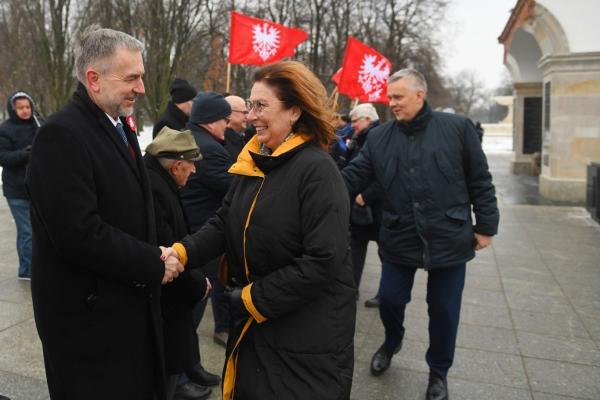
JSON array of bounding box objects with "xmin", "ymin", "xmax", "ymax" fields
[
  {"xmin": 357, "ymin": 54, "xmax": 390, "ymax": 101},
  {"xmin": 252, "ymin": 23, "xmax": 281, "ymax": 61}
]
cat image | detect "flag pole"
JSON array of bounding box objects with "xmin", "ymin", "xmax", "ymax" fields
[
  {"xmin": 226, "ymin": 63, "xmax": 232, "ymax": 93},
  {"xmin": 352, "ymin": 98, "xmax": 359, "ymax": 108}
]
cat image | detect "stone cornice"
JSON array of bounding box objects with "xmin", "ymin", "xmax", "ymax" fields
[{"xmin": 539, "ymin": 52, "xmax": 600, "ymax": 74}]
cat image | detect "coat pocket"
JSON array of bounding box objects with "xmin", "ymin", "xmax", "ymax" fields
[{"xmin": 445, "ymin": 205, "xmax": 471, "ymax": 225}]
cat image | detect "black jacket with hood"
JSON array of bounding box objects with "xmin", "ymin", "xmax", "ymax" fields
[
  {"xmin": 0, "ymin": 91, "xmax": 41, "ymax": 198},
  {"xmin": 179, "ymin": 134, "xmax": 356, "ymax": 400}
]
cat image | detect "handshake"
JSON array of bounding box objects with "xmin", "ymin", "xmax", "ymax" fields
[{"xmin": 159, "ymin": 246, "xmax": 184, "ymax": 285}]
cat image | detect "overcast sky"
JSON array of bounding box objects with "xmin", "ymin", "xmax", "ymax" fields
[{"xmin": 439, "ymin": 0, "xmax": 516, "ymax": 89}]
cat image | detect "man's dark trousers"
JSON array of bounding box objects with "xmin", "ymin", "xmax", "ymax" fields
[{"xmin": 379, "ymin": 262, "xmax": 466, "ymax": 379}]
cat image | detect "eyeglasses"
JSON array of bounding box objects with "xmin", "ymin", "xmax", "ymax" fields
[
  {"xmin": 351, "ymin": 117, "xmax": 364, "ymax": 124},
  {"xmin": 245, "ymin": 99, "xmax": 282, "ymax": 115},
  {"xmin": 231, "ymin": 109, "xmax": 249, "ymax": 115}
]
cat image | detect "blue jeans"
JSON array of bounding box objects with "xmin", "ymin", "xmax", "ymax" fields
[
  {"xmin": 379, "ymin": 262, "xmax": 466, "ymax": 379},
  {"xmin": 6, "ymin": 198, "xmax": 32, "ymax": 278}
]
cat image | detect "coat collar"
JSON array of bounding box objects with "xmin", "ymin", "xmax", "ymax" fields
[
  {"xmin": 228, "ymin": 134, "xmax": 311, "ymax": 177},
  {"xmin": 143, "ymin": 153, "xmax": 179, "ymax": 194},
  {"xmin": 396, "ymin": 101, "xmax": 432, "ymax": 135}
]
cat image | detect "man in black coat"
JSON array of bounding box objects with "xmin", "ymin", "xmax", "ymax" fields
[
  {"xmin": 223, "ymin": 95, "xmax": 247, "ymax": 162},
  {"xmin": 26, "ymin": 28, "xmax": 183, "ymax": 400},
  {"xmin": 342, "ymin": 68, "xmax": 499, "ymax": 400},
  {"xmin": 152, "ymin": 78, "xmax": 197, "ymax": 138},
  {"xmin": 0, "ymin": 91, "xmax": 41, "ymax": 280},
  {"xmin": 180, "ymin": 91, "xmax": 232, "ymax": 374},
  {"xmin": 144, "ymin": 127, "xmax": 212, "ymax": 400}
]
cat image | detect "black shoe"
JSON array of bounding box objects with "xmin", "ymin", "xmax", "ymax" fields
[
  {"xmin": 174, "ymin": 382, "xmax": 211, "ymax": 400},
  {"xmin": 364, "ymin": 296, "xmax": 380, "ymax": 308},
  {"xmin": 370, "ymin": 342, "xmax": 401, "ymax": 376},
  {"xmin": 426, "ymin": 372, "xmax": 449, "ymax": 400},
  {"xmin": 186, "ymin": 365, "xmax": 220, "ymax": 387}
]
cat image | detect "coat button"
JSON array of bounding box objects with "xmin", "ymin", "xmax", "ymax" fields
[
  {"xmin": 413, "ymin": 202, "xmax": 420, "ymax": 208},
  {"xmin": 409, "ymin": 167, "xmax": 415, "ymax": 173}
]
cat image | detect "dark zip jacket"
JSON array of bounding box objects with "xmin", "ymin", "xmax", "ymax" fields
[
  {"xmin": 152, "ymin": 101, "xmax": 188, "ymax": 138},
  {"xmin": 342, "ymin": 103, "xmax": 499, "ymax": 269}
]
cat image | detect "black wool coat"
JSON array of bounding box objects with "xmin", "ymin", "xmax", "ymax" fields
[
  {"xmin": 152, "ymin": 101, "xmax": 188, "ymax": 138},
  {"xmin": 342, "ymin": 103, "xmax": 499, "ymax": 269},
  {"xmin": 180, "ymin": 123, "xmax": 233, "ymax": 232},
  {"xmin": 144, "ymin": 153, "xmax": 208, "ymax": 374},
  {"xmin": 181, "ymin": 135, "xmax": 356, "ymax": 400},
  {"xmin": 224, "ymin": 127, "xmax": 245, "ymax": 163},
  {"xmin": 0, "ymin": 91, "xmax": 40, "ymax": 199},
  {"xmin": 26, "ymin": 83, "xmax": 167, "ymax": 400}
]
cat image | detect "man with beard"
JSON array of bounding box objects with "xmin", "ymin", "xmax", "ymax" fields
[
  {"xmin": 342, "ymin": 68, "xmax": 499, "ymax": 400},
  {"xmin": 27, "ymin": 27, "xmax": 183, "ymax": 400}
]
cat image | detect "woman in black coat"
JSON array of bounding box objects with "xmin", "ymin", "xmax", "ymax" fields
[{"xmin": 166, "ymin": 61, "xmax": 356, "ymax": 400}]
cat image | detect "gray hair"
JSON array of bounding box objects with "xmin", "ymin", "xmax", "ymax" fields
[
  {"xmin": 158, "ymin": 158, "xmax": 176, "ymax": 170},
  {"xmin": 350, "ymin": 103, "xmax": 379, "ymax": 121},
  {"xmin": 75, "ymin": 27, "xmax": 144, "ymax": 83},
  {"xmin": 388, "ymin": 68, "xmax": 428, "ymax": 94}
]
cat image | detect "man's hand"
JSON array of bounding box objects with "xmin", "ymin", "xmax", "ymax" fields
[
  {"xmin": 355, "ymin": 193, "xmax": 365, "ymax": 206},
  {"xmin": 473, "ymin": 233, "xmax": 493, "ymax": 251},
  {"xmin": 159, "ymin": 246, "xmax": 184, "ymax": 284}
]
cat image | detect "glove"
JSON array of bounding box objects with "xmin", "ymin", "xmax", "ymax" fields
[{"xmin": 224, "ymin": 286, "xmax": 250, "ymax": 323}]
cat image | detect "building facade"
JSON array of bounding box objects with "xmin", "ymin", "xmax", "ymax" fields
[{"xmin": 499, "ymin": 0, "xmax": 600, "ymax": 201}]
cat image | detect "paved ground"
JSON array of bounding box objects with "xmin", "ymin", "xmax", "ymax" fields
[{"xmin": 1, "ymin": 146, "xmax": 600, "ymax": 399}]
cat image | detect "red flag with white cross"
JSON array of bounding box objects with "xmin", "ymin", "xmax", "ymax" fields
[
  {"xmin": 338, "ymin": 37, "xmax": 391, "ymax": 103},
  {"xmin": 229, "ymin": 11, "xmax": 308, "ymax": 66}
]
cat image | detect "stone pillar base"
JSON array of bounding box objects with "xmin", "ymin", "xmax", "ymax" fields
[
  {"xmin": 511, "ymin": 160, "xmax": 535, "ymax": 175},
  {"xmin": 539, "ymin": 175, "xmax": 586, "ymax": 202}
]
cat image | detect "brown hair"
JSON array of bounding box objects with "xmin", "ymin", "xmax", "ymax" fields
[{"xmin": 252, "ymin": 61, "xmax": 335, "ymax": 150}]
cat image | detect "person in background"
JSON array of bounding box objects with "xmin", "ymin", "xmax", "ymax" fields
[
  {"xmin": 0, "ymin": 91, "xmax": 41, "ymax": 280},
  {"xmin": 144, "ymin": 127, "xmax": 213, "ymax": 400},
  {"xmin": 342, "ymin": 68, "xmax": 498, "ymax": 400},
  {"xmin": 474, "ymin": 121, "xmax": 484, "ymax": 143},
  {"xmin": 180, "ymin": 91, "xmax": 232, "ymax": 385},
  {"xmin": 164, "ymin": 61, "xmax": 356, "ymax": 400},
  {"xmin": 345, "ymin": 103, "xmax": 383, "ymax": 308},
  {"xmin": 153, "ymin": 78, "xmax": 197, "ymax": 138},
  {"xmin": 224, "ymin": 95, "xmax": 248, "ymax": 162}
]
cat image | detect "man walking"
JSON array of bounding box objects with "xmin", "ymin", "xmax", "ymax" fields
[
  {"xmin": 342, "ymin": 68, "xmax": 499, "ymax": 400},
  {"xmin": 27, "ymin": 28, "xmax": 182, "ymax": 400}
]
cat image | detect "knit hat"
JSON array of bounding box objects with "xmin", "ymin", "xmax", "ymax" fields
[
  {"xmin": 169, "ymin": 78, "xmax": 197, "ymax": 104},
  {"xmin": 189, "ymin": 92, "xmax": 232, "ymax": 125},
  {"xmin": 146, "ymin": 127, "xmax": 202, "ymax": 161}
]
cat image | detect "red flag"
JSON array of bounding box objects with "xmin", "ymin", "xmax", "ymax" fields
[
  {"xmin": 331, "ymin": 68, "xmax": 342, "ymax": 85},
  {"xmin": 338, "ymin": 37, "xmax": 391, "ymax": 103},
  {"xmin": 229, "ymin": 11, "xmax": 308, "ymax": 65}
]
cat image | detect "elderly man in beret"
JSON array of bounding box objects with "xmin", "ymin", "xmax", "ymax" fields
[
  {"xmin": 144, "ymin": 127, "xmax": 213, "ymax": 400},
  {"xmin": 180, "ymin": 91, "xmax": 233, "ymax": 385}
]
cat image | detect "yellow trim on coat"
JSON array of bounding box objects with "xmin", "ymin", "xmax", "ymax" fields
[
  {"xmin": 171, "ymin": 242, "xmax": 188, "ymax": 266},
  {"xmin": 228, "ymin": 133, "xmax": 310, "ymax": 177},
  {"xmin": 222, "ymin": 317, "xmax": 253, "ymax": 400},
  {"xmin": 241, "ymin": 283, "xmax": 267, "ymax": 323}
]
